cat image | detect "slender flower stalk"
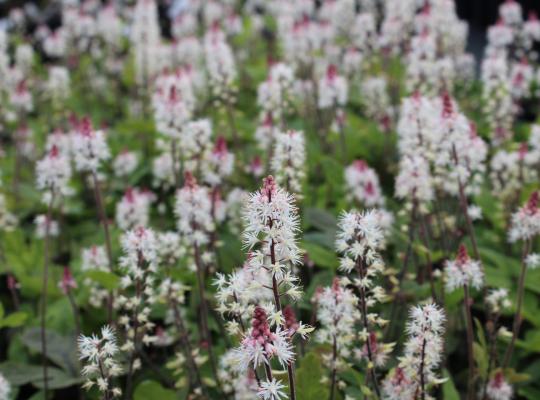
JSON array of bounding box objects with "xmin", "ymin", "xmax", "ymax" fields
[
  {"xmin": 78, "ymin": 326, "xmax": 122, "ymax": 399},
  {"xmin": 35, "ymin": 143, "xmax": 71, "ymax": 397},
  {"xmin": 238, "ymin": 176, "xmax": 312, "ymax": 400},
  {"xmin": 444, "ymin": 245, "xmax": 484, "ymax": 399},
  {"xmin": 504, "ymin": 191, "xmax": 540, "ymax": 367}
]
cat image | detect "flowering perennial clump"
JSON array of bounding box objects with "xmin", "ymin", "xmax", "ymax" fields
[{"xmin": 2, "ymin": 1, "xmax": 540, "ymax": 400}]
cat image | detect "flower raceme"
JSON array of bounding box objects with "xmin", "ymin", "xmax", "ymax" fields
[
  {"xmin": 444, "ymin": 244, "xmax": 484, "ymax": 292},
  {"xmin": 243, "ymin": 176, "xmax": 302, "ymax": 281},
  {"xmin": 508, "ymin": 191, "xmax": 540, "ymax": 242},
  {"xmin": 383, "ymin": 303, "xmax": 446, "ymax": 400},
  {"xmin": 71, "ymin": 117, "xmax": 110, "ymax": 173},
  {"xmin": 78, "ymin": 326, "xmax": 122, "ymax": 398}
]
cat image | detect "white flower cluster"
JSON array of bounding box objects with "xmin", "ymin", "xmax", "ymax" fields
[
  {"xmin": 444, "ymin": 245, "xmax": 484, "ymax": 292},
  {"xmin": 344, "ymin": 160, "xmax": 384, "ymax": 208},
  {"xmin": 115, "ymin": 188, "xmax": 155, "ymax": 231},
  {"xmin": 78, "ymin": 326, "xmax": 122, "ymax": 398},
  {"xmin": 117, "ymin": 227, "xmax": 159, "ymax": 353},
  {"xmin": 314, "ymin": 278, "xmax": 360, "ymax": 363},
  {"xmin": 318, "ymin": 64, "xmax": 348, "ymax": 110},
  {"xmin": 486, "ymin": 288, "xmax": 512, "ymax": 314},
  {"xmin": 257, "ymin": 62, "xmax": 295, "ymax": 121},
  {"xmin": 382, "ymin": 303, "xmax": 446, "ymax": 400},
  {"xmin": 81, "ymin": 245, "xmax": 110, "ymax": 308},
  {"xmin": 131, "ymin": 0, "xmax": 161, "ymax": 86},
  {"xmin": 508, "ymin": 191, "xmax": 540, "ymax": 242},
  {"xmin": 243, "ymin": 176, "xmax": 302, "ymax": 289},
  {"xmin": 395, "ymin": 154, "xmax": 434, "ymax": 207},
  {"xmin": 271, "ymin": 130, "xmax": 306, "ymax": 197},
  {"xmin": 175, "ymin": 173, "xmax": 215, "ymax": 247},
  {"xmin": 35, "ymin": 145, "xmax": 72, "ymax": 204},
  {"xmin": 71, "ymin": 117, "xmax": 110, "ymax": 173},
  {"xmin": 113, "ymin": 150, "xmax": 138, "ymax": 178},
  {"xmin": 153, "ymin": 69, "xmax": 195, "ymax": 139},
  {"xmin": 204, "ymin": 27, "xmax": 237, "ymax": 103}
]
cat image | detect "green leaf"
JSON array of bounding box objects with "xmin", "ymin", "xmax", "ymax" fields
[
  {"xmin": 134, "ymin": 380, "xmax": 177, "ymax": 400},
  {"xmin": 303, "ymin": 208, "xmax": 337, "ymax": 233},
  {"xmin": 21, "ymin": 328, "xmax": 79, "ymax": 376},
  {"xmin": 473, "ymin": 342, "xmax": 489, "ymax": 379},
  {"xmin": 296, "ymin": 352, "xmax": 330, "ymax": 400},
  {"xmin": 85, "ymin": 270, "xmax": 120, "ymax": 290},
  {"xmin": 0, "ymin": 362, "xmax": 82, "ymax": 389},
  {"xmin": 0, "ymin": 311, "xmax": 28, "ymax": 328},
  {"xmin": 302, "ymin": 242, "xmax": 338, "ymax": 269},
  {"xmin": 442, "ymin": 369, "xmax": 460, "ymax": 400}
]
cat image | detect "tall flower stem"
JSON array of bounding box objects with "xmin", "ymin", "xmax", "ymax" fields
[
  {"xmin": 91, "ymin": 172, "xmax": 114, "ymax": 322},
  {"xmin": 67, "ymin": 290, "xmax": 82, "ymax": 339},
  {"xmin": 452, "ymin": 146, "xmax": 480, "ymax": 260},
  {"xmin": 503, "ymin": 239, "xmax": 531, "ymax": 368},
  {"xmin": 193, "ymin": 242, "xmax": 224, "ymax": 395},
  {"xmin": 124, "ymin": 252, "xmax": 144, "ymax": 400},
  {"xmin": 268, "ymin": 216, "xmax": 297, "ymax": 400},
  {"xmin": 171, "ymin": 299, "xmax": 203, "ymax": 391},
  {"xmin": 463, "ymin": 285, "xmax": 476, "ymax": 400},
  {"xmin": 355, "ymin": 258, "xmax": 381, "ymax": 398},
  {"xmin": 41, "ymin": 192, "xmax": 56, "ymax": 398},
  {"xmin": 418, "ymin": 338, "xmax": 427, "ymax": 400},
  {"xmin": 329, "ymin": 335, "xmax": 338, "ymax": 400},
  {"xmin": 418, "ymin": 214, "xmax": 438, "ymax": 302}
]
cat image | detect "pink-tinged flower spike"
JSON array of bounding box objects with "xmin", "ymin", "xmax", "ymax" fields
[
  {"xmin": 81, "ymin": 245, "xmax": 110, "ymax": 308},
  {"xmin": 113, "ymin": 150, "xmax": 138, "ymax": 179},
  {"xmin": 445, "ymin": 245, "xmax": 480, "ymax": 397},
  {"xmin": 344, "ymin": 160, "xmax": 384, "ymax": 208},
  {"xmin": 202, "ymin": 136, "xmax": 235, "ymax": 187},
  {"xmin": 385, "ymin": 303, "xmax": 445, "ymax": 400},
  {"xmin": 35, "ymin": 144, "xmax": 72, "ymax": 205},
  {"xmin": 175, "ymin": 171, "xmax": 222, "ymax": 386},
  {"xmin": 360, "ymin": 77, "xmax": 392, "ymax": 131},
  {"xmin": 336, "ymin": 210, "xmax": 390, "ymax": 396},
  {"xmin": 116, "ymin": 227, "xmax": 159, "ymax": 397},
  {"xmin": 508, "ymin": 191, "xmax": 540, "ymax": 242},
  {"xmin": 204, "ymin": 26, "xmax": 237, "ymax": 104},
  {"xmin": 232, "ymin": 307, "xmax": 292, "ymax": 399},
  {"xmin": 318, "ymin": 64, "xmax": 348, "ymax": 110},
  {"xmin": 131, "ymin": 0, "xmax": 161, "ymax": 87},
  {"xmin": 499, "ymin": 0, "xmax": 522, "ymax": 26},
  {"xmin": 394, "ymin": 154, "xmax": 434, "ymax": 209},
  {"xmin": 59, "ymin": 266, "xmax": 77, "ymax": 295},
  {"xmin": 78, "ymin": 326, "xmax": 122, "ymax": 398},
  {"xmin": 485, "ymin": 371, "xmax": 513, "ymax": 400},
  {"xmin": 382, "ymin": 366, "xmax": 414, "ymax": 400},
  {"xmin": 271, "ymin": 130, "xmax": 306, "ymax": 198},
  {"xmin": 71, "ymin": 117, "xmax": 110, "ymax": 173},
  {"xmin": 152, "ymin": 70, "xmax": 195, "ymax": 139},
  {"xmin": 314, "ymin": 278, "xmax": 361, "ymax": 398},
  {"xmin": 175, "ymin": 172, "xmax": 215, "ymax": 247},
  {"xmin": 444, "ymin": 244, "xmax": 484, "ymax": 292},
  {"xmin": 489, "ymin": 146, "xmax": 538, "ymax": 202},
  {"xmin": 243, "ymin": 176, "xmax": 302, "ymax": 292},
  {"xmin": 481, "ymin": 54, "xmax": 513, "ymax": 145},
  {"xmin": 257, "ymin": 62, "xmax": 294, "ymax": 124},
  {"xmin": 219, "ymin": 349, "xmax": 259, "ymax": 399},
  {"xmin": 115, "ymin": 188, "xmax": 155, "ymax": 231},
  {"xmin": 504, "ymin": 192, "xmax": 540, "ymax": 367},
  {"xmin": 34, "ymin": 215, "xmax": 59, "ymax": 238},
  {"xmin": 242, "ymin": 176, "xmax": 309, "ymax": 400}
]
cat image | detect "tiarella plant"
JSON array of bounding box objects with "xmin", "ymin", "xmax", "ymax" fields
[{"xmin": 0, "ymin": 1, "xmax": 539, "ymax": 400}]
